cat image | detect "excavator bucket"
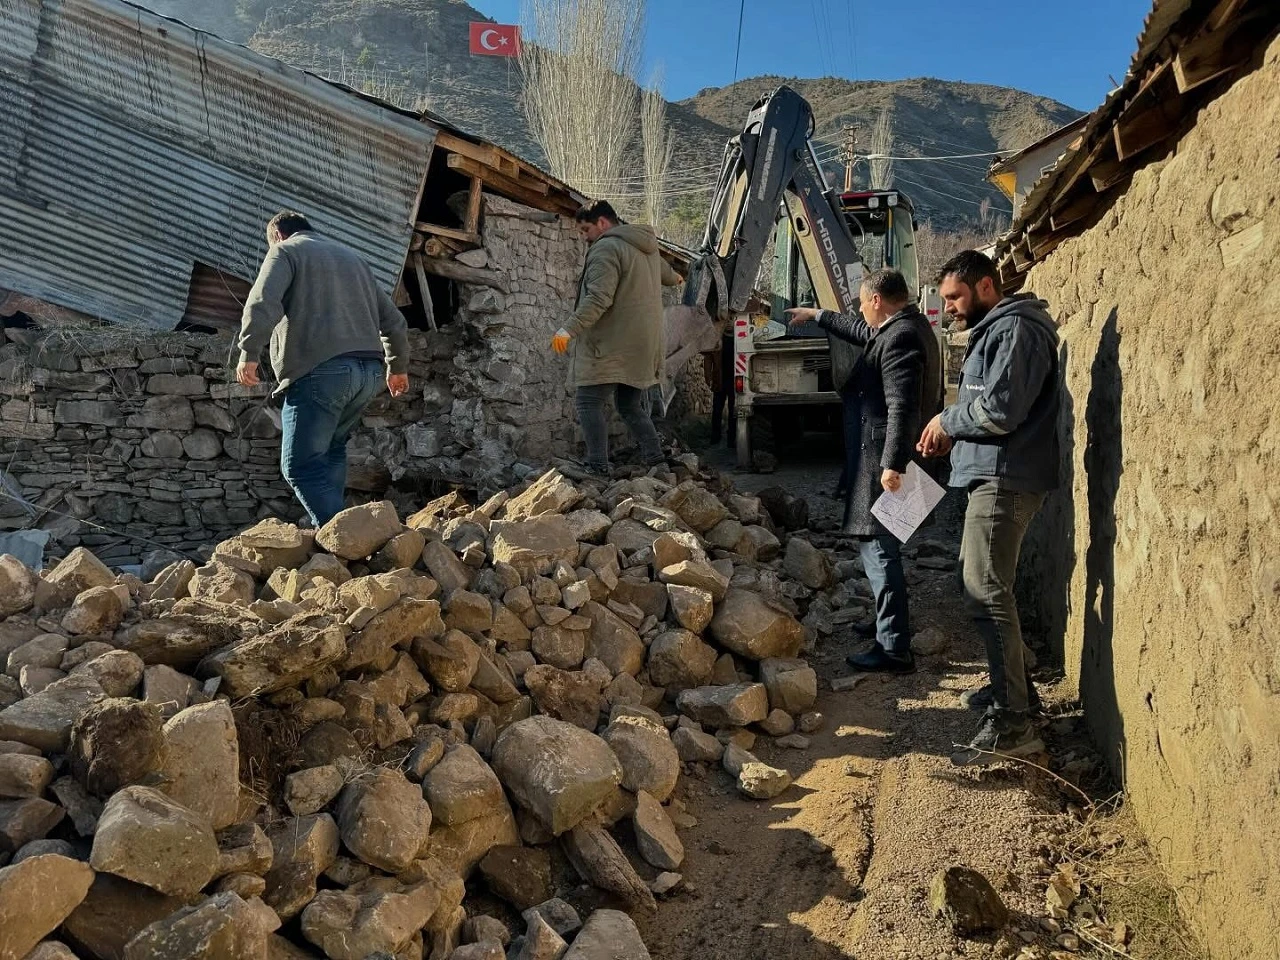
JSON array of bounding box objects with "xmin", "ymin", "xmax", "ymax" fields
[{"xmin": 658, "ymin": 303, "xmax": 724, "ymax": 415}]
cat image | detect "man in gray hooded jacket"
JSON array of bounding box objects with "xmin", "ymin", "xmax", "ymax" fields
[{"xmin": 917, "ymin": 250, "xmax": 1062, "ymax": 766}]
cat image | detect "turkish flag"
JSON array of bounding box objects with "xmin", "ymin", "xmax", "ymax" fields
[{"xmin": 469, "ymin": 23, "xmax": 521, "ymax": 57}]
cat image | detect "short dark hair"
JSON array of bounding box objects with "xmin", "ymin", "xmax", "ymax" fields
[
  {"xmin": 861, "ymin": 267, "xmax": 911, "ymax": 304},
  {"xmin": 268, "ymin": 210, "xmax": 312, "ymax": 239},
  {"xmin": 574, "ymin": 200, "xmax": 620, "ymax": 224},
  {"xmin": 935, "ymin": 249, "xmax": 999, "ymax": 288}
]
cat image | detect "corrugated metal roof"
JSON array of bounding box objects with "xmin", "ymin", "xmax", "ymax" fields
[{"xmin": 0, "ymin": 0, "xmax": 436, "ymax": 330}]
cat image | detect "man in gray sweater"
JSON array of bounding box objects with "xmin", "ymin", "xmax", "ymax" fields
[{"xmin": 237, "ymin": 211, "xmax": 411, "ymax": 527}]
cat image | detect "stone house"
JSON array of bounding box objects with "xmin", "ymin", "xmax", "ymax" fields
[{"xmin": 991, "ymin": 2, "xmax": 1280, "ymax": 957}]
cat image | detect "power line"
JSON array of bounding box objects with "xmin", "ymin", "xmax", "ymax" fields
[{"xmin": 861, "ymin": 149, "xmax": 1010, "ymax": 161}]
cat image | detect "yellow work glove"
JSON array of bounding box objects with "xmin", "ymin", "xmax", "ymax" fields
[{"xmin": 551, "ymin": 328, "xmax": 572, "ymax": 354}]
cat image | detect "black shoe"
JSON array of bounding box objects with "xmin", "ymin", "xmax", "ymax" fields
[
  {"xmin": 850, "ymin": 619, "xmax": 877, "ymax": 639},
  {"xmin": 846, "ymin": 646, "xmax": 915, "ymax": 674},
  {"xmin": 951, "ymin": 710, "xmax": 1045, "ymax": 767},
  {"xmin": 961, "ymin": 680, "xmax": 1044, "ymax": 716}
]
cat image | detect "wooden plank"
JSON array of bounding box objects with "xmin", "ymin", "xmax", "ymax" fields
[
  {"xmin": 420, "ymin": 256, "xmax": 510, "ymax": 292},
  {"xmin": 1172, "ymin": 4, "xmax": 1259, "ymax": 94},
  {"xmin": 447, "ymin": 154, "xmax": 550, "ymax": 196},
  {"xmin": 1049, "ymin": 192, "xmax": 1101, "ymax": 232},
  {"xmin": 1113, "ymin": 101, "xmax": 1178, "ymax": 162},
  {"xmin": 411, "ymin": 254, "xmax": 438, "ymax": 332},
  {"xmin": 464, "ymin": 175, "xmax": 484, "ymax": 234},
  {"xmin": 446, "ymin": 156, "xmax": 577, "ymax": 214},
  {"xmin": 415, "ymin": 221, "xmax": 481, "ymax": 245},
  {"xmin": 1088, "ymin": 156, "xmax": 1130, "ymax": 193},
  {"xmin": 435, "ymin": 130, "xmax": 501, "ymax": 167}
]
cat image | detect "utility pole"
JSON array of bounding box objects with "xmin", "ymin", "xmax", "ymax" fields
[{"xmin": 840, "ymin": 124, "xmax": 858, "ymax": 192}]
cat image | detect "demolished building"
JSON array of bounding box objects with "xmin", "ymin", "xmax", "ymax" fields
[{"xmin": 0, "ymin": 0, "xmax": 690, "ymax": 567}]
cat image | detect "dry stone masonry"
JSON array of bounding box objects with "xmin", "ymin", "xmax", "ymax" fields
[{"xmin": 0, "ymin": 454, "xmax": 888, "ymax": 959}]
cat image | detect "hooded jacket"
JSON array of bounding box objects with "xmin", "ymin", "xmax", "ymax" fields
[
  {"xmin": 566, "ymin": 223, "xmax": 679, "ymax": 389},
  {"xmin": 941, "ymin": 294, "xmax": 1062, "ymax": 492}
]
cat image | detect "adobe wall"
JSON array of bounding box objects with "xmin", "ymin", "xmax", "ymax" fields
[{"xmin": 1019, "ymin": 35, "xmax": 1280, "ymax": 959}]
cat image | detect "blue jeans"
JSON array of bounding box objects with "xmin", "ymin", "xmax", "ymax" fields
[
  {"xmin": 859, "ymin": 534, "xmax": 911, "ymax": 656},
  {"xmin": 959, "ymin": 481, "xmax": 1047, "ymax": 715},
  {"xmin": 281, "ymin": 355, "xmax": 384, "ymax": 526}
]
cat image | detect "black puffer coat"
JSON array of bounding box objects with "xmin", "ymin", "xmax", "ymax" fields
[{"xmin": 820, "ymin": 305, "xmax": 942, "ymax": 537}]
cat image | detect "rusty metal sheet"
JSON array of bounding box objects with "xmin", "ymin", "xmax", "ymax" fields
[{"xmin": 0, "ymin": 0, "xmax": 435, "ymax": 330}]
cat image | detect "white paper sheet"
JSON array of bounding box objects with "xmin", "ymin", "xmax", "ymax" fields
[{"xmin": 870, "ymin": 461, "xmax": 947, "ymax": 543}]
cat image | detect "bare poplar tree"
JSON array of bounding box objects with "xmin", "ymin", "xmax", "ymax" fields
[
  {"xmin": 640, "ymin": 76, "xmax": 673, "ymax": 229},
  {"xmin": 868, "ymin": 107, "xmax": 895, "ymax": 189},
  {"xmin": 519, "ymin": 0, "xmax": 645, "ymax": 201}
]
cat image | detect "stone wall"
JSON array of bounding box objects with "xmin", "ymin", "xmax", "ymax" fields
[
  {"xmin": 1018, "ymin": 35, "xmax": 1280, "ymax": 960},
  {"xmin": 0, "ymin": 194, "xmax": 645, "ymax": 568}
]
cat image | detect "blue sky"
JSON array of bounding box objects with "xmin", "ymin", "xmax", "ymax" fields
[{"xmin": 470, "ymin": 0, "xmax": 1151, "ymax": 111}]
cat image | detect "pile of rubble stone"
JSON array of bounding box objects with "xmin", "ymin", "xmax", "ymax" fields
[{"xmin": 0, "ymin": 457, "xmax": 869, "ymax": 960}]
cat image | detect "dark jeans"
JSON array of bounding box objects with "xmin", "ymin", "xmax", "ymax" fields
[
  {"xmin": 959, "ymin": 480, "xmax": 1047, "ymax": 715},
  {"xmin": 859, "ymin": 534, "xmax": 911, "ymax": 656},
  {"xmin": 575, "ymin": 383, "xmax": 664, "ymax": 470},
  {"xmin": 281, "ymin": 355, "xmax": 384, "ymax": 527}
]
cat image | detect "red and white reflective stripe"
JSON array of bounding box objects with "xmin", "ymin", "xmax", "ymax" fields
[{"xmin": 735, "ymin": 352, "xmax": 748, "ymax": 375}]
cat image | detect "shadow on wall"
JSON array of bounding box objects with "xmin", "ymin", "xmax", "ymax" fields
[{"xmin": 1081, "ymin": 308, "xmax": 1125, "ymax": 774}]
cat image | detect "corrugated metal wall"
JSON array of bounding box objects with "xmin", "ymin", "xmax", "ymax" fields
[{"xmin": 0, "ymin": 0, "xmax": 435, "ymax": 330}]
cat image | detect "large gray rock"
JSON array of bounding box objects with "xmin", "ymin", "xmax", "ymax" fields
[
  {"xmin": 522, "ymin": 666, "xmax": 603, "ymax": 731},
  {"xmin": 69, "ymin": 697, "xmax": 166, "ymax": 798},
  {"xmin": 422, "ymin": 744, "xmax": 505, "ymax": 827},
  {"xmin": 632, "ymin": 791, "xmax": 683, "ymax": 871},
  {"xmin": 675, "ymin": 684, "xmax": 769, "ymax": 727},
  {"xmin": 300, "ymin": 879, "xmax": 441, "ymax": 960},
  {"xmin": 561, "ymin": 909, "xmax": 650, "ymax": 959},
  {"xmin": 91, "ymin": 786, "xmax": 219, "ymax": 897},
  {"xmin": 708, "ymin": 590, "xmax": 804, "ymax": 660},
  {"xmin": 72, "ymin": 649, "xmax": 145, "ymax": 698},
  {"xmin": 783, "ymin": 536, "xmax": 833, "ymax": 589},
  {"xmin": 0, "ymin": 854, "xmax": 95, "ymax": 960},
  {"xmin": 264, "ymin": 815, "xmax": 340, "ymax": 921},
  {"xmin": 0, "ymin": 797, "xmax": 64, "ymax": 853},
  {"xmin": 601, "ymin": 714, "xmax": 679, "ymax": 803},
  {"xmin": 929, "ymin": 866, "xmax": 1010, "ymax": 935},
  {"xmin": 62, "ymin": 873, "xmax": 190, "ymax": 960},
  {"xmin": 203, "ymin": 613, "xmax": 345, "ymax": 697},
  {"xmin": 0, "ymin": 674, "xmax": 106, "ymax": 752},
  {"xmin": 581, "ymin": 602, "xmax": 644, "ymax": 677},
  {"xmin": 490, "ymin": 717, "xmax": 622, "ymax": 836},
  {"xmin": 671, "ymin": 726, "xmax": 723, "ymax": 763},
  {"xmin": 427, "ymin": 802, "xmax": 519, "ymax": 879},
  {"xmin": 421, "ymin": 541, "xmax": 475, "ymax": 594},
  {"xmin": 561, "ymin": 824, "xmax": 655, "ymax": 914},
  {"xmin": 316, "ymin": 500, "xmax": 403, "ymax": 560},
  {"xmin": 335, "ymin": 768, "xmax": 431, "ymax": 873},
  {"xmin": 8, "ymin": 634, "xmax": 69, "ymax": 678},
  {"xmin": 0, "ymin": 752, "xmax": 53, "ymax": 799},
  {"xmin": 284, "ymin": 765, "xmax": 344, "ymax": 818},
  {"xmin": 645, "ymin": 630, "xmax": 716, "ymax": 691},
  {"xmin": 159, "ymin": 701, "xmax": 240, "ymax": 830},
  {"xmin": 122, "ymin": 891, "xmax": 274, "ymax": 960}
]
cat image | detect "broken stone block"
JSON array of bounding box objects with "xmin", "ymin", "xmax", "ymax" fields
[
  {"xmin": 0, "ymin": 555, "xmax": 37, "ymax": 617},
  {"xmin": 7, "ymin": 633, "xmax": 68, "ymax": 678},
  {"xmin": 737, "ymin": 761, "xmax": 792, "ymax": 800},
  {"xmin": 708, "ymin": 590, "xmax": 804, "ymax": 661},
  {"xmin": 477, "ymin": 845, "xmax": 552, "ymax": 911},
  {"xmin": 601, "ymin": 713, "xmax": 679, "ymax": 803},
  {"xmin": 564, "ymin": 509, "xmax": 611, "ymax": 544},
  {"xmin": 512, "ymin": 912, "xmax": 567, "ymax": 960},
  {"xmin": 216, "ymin": 822, "xmax": 273, "ymax": 877},
  {"xmin": 300, "ymin": 879, "xmax": 441, "ymax": 960},
  {"xmin": 671, "ymin": 726, "xmax": 722, "ymax": 763},
  {"xmin": 423, "ymin": 744, "xmax": 506, "ymax": 827},
  {"xmin": 426, "ymin": 801, "xmax": 519, "ymax": 878},
  {"xmin": 336, "ymin": 768, "xmax": 431, "ymax": 873},
  {"xmin": 676, "ymin": 683, "xmax": 769, "ymax": 727},
  {"xmin": 68, "ymin": 697, "xmax": 165, "ymax": 798},
  {"xmin": 284, "ymin": 765, "xmax": 344, "ymax": 818},
  {"xmin": 62, "ymin": 586, "xmax": 125, "ymax": 636},
  {"xmin": 445, "ymin": 589, "xmax": 494, "ymax": 633},
  {"xmin": 19, "ymin": 666, "xmax": 63, "ymax": 696},
  {"xmin": 930, "ymin": 866, "xmax": 1010, "ymax": 934},
  {"xmin": 204, "ymin": 613, "xmax": 346, "ymax": 697},
  {"xmin": 451, "ymin": 942, "xmax": 504, "ymax": 960},
  {"xmin": 561, "ymin": 909, "xmax": 650, "ymax": 959},
  {"xmin": 369, "ymin": 528, "xmax": 428, "ymax": 574},
  {"xmin": 422, "ymin": 541, "xmax": 474, "ymax": 594},
  {"xmin": 783, "ymin": 536, "xmax": 833, "ymax": 589},
  {"xmin": 464, "ymin": 915, "xmax": 510, "ymax": 948},
  {"xmin": 0, "ymin": 797, "xmax": 64, "ymax": 853},
  {"xmin": 665, "ymin": 584, "xmax": 714, "ymax": 634},
  {"xmin": 659, "ymin": 482, "xmax": 728, "ymax": 533},
  {"xmin": 489, "ymin": 516, "xmax": 580, "ymax": 580},
  {"xmin": 581, "ymin": 602, "xmax": 644, "ymax": 676},
  {"xmin": 531, "ymin": 625, "xmax": 587, "ymax": 671},
  {"xmin": 34, "ymin": 547, "xmax": 114, "ymax": 610},
  {"xmin": 91, "ymin": 786, "xmax": 219, "ymax": 897},
  {"xmin": 159, "ymin": 700, "xmax": 239, "ymax": 830},
  {"xmin": 759, "ymin": 657, "xmax": 819, "ymax": 714},
  {"xmin": 522, "ymin": 666, "xmax": 602, "ymax": 730},
  {"xmin": 503, "ymin": 470, "xmax": 583, "ymax": 521},
  {"xmin": 633, "ymin": 790, "xmax": 683, "ymax": 871},
  {"xmin": 490, "ymin": 716, "xmax": 622, "ymax": 836},
  {"xmin": 72, "ymin": 649, "xmax": 145, "ymax": 698},
  {"xmin": 263, "ymin": 814, "xmax": 340, "ymax": 921},
  {"xmin": 760, "ymin": 708, "xmax": 795, "ymax": 737},
  {"xmin": 704, "ymin": 518, "xmax": 745, "ymax": 552},
  {"xmin": 657, "ymin": 561, "xmax": 729, "ymax": 602},
  {"xmin": 646, "ymin": 630, "xmax": 716, "ymax": 691},
  {"xmin": 605, "ymin": 520, "xmax": 661, "ymax": 555},
  {"xmin": 187, "ymin": 561, "xmax": 255, "ymax": 607},
  {"xmin": 0, "ymin": 752, "xmax": 53, "ymax": 799},
  {"xmin": 316, "ymin": 500, "xmax": 402, "ymax": 560},
  {"xmin": 348, "ymin": 598, "xmax": 444, "ymax": 671},
  {"xmin": 122, "ymin": 891, "xmax": 272, "ymax": 960},
  {"xmin": 469, "ymin": 651, "xmax": 521, "ymax": 705},
  {"xmin": 561, "ymin": 824, "xmax": 655, "ymax": 914},
  {"xmin": 0, "ymin": 854, "xmax": 95, "ymax": 960},
  {"xmin": 650, "ymin": 532, "xmax": 702, "ymax": 572}
]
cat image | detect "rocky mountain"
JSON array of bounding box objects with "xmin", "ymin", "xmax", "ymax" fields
[{"xmin": 144, "ymin": 0, "xmax": 1081, "ymax": 230}]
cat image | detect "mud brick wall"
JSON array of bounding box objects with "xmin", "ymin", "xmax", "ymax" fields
[{"xmin": 1017, "ymin": 35, "xmax": 1280, "ymax": 960}]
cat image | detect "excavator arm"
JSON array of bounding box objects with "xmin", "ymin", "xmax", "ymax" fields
[{"xmin": 669, "ymin": 85, "xmax": 867, "ymax": 401}]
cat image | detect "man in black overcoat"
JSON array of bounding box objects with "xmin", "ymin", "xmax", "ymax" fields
[{"xmin": 788, "ymin": 268, "xmax": 942, "ymax": 672}]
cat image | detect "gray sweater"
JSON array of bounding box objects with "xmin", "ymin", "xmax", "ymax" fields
[{"xmin": 237, "ymin": 232, "xmax": 411, "ymax": 394}]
